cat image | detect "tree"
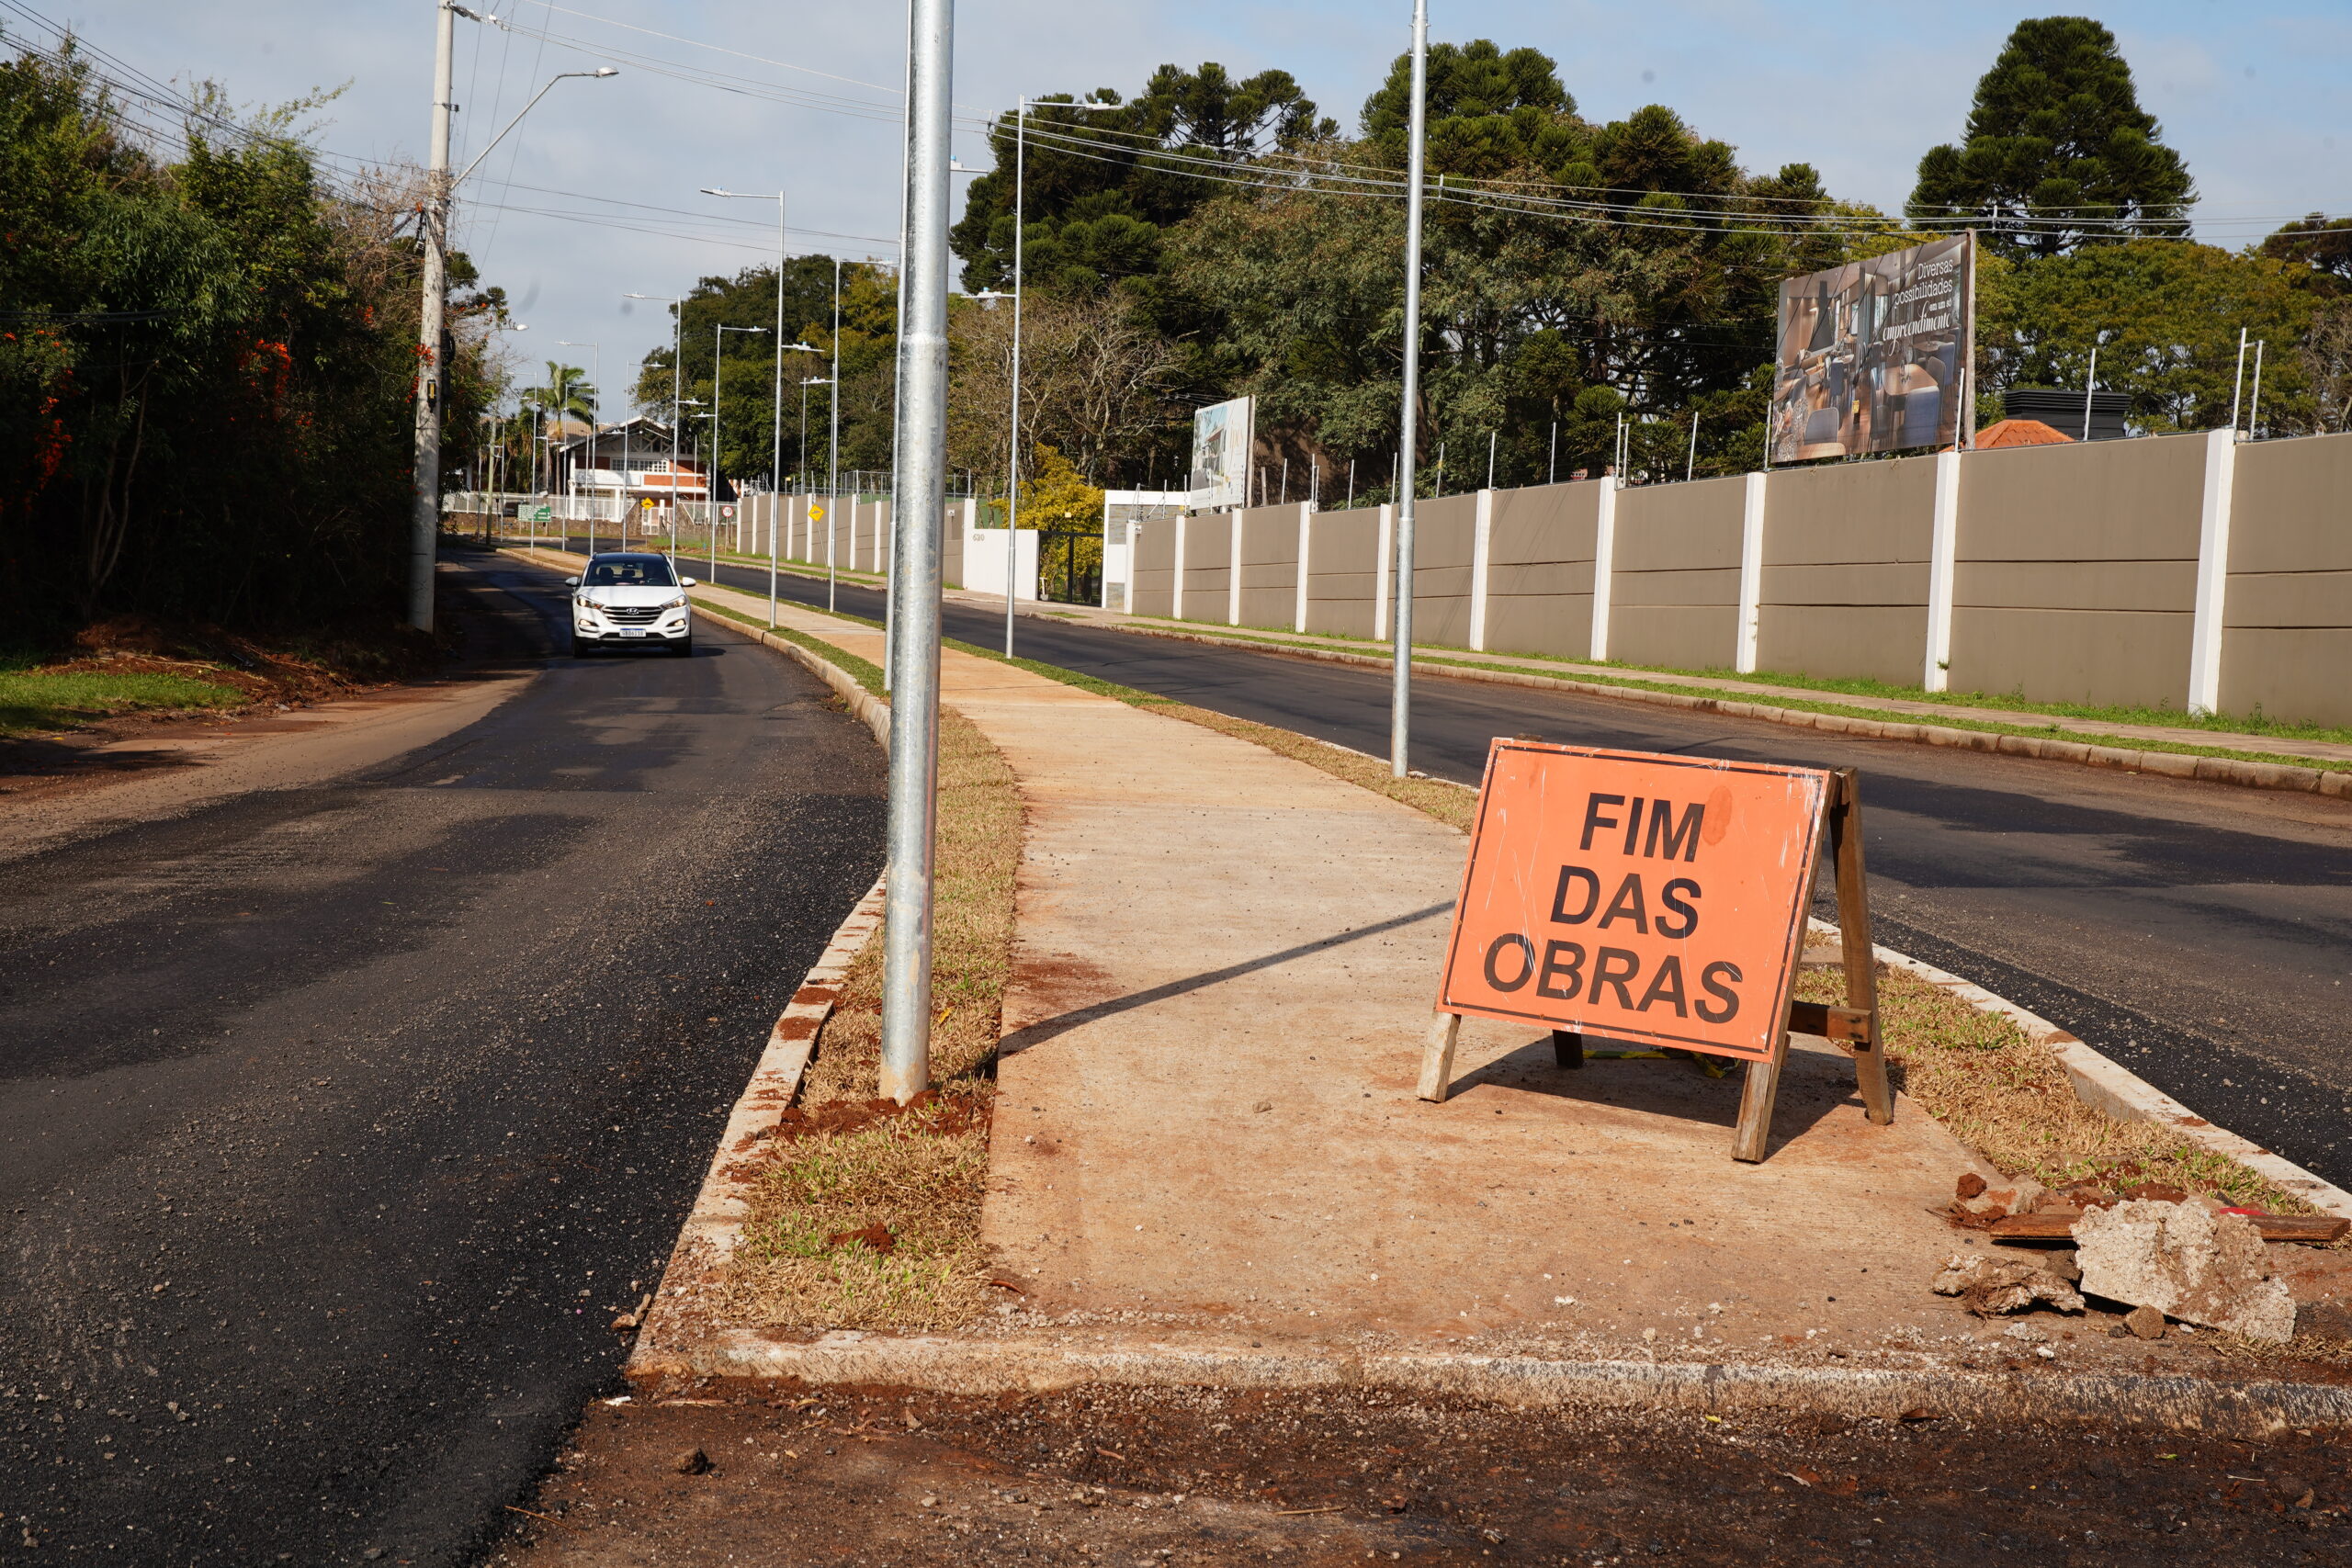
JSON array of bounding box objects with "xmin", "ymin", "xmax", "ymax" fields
[
  {"xmin": 521, "ymin": 362, "xmax": 594, "ymax": 424},
  {"xmin": 1908, "ymin": 17, "xmax": 2193, "ymax": 259},
  {"xmin": 1361, "ymin": 39, "xmax": 1577, "ymax": 177},
  {"xmin": 2261, "ymin": 213, "xmax": 2352, "ymax": 295},
  {"xmin": 1976, "ymin": 239, "xmax": 2315, "ymax": 434},
  {"xmin": 1017, "ymin": 445, "xmax": 1104, "ymax": 528},
  {"xmin": 947, "ymin": 289, "xmax": 1178, "ymax": 490}
]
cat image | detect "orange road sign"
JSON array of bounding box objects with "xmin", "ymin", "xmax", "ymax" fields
[
  {"xmin": 1419, "ymin": 739, "xmax": 1894, "ymax": 1162},
  {"xmin": 1436, "ymin": 740, "xmax": 1826, "ymax": 1062}
]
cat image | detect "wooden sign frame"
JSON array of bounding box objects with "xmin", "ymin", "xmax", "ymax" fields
[{"xmin": 1419, "ymin": 766, "xmax": 1892, "ymax": 1163}]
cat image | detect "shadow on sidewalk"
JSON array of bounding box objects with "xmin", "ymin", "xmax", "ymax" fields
[{"xmin": 1000, "ymin": 900, "xmax": 1452, "ymax": 1057}]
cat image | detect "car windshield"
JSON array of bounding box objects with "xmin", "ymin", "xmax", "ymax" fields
[{"xmin": 582, "ymin": 556, "xmax": 677, "ymax": 588}]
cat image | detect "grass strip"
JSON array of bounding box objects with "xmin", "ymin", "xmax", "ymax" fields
[
  {"xmin": 0, "ymin": 669, "xmax": 247, "ymax": 736},
  {"xmin": 718, "ymin": 698, "xmax": 1020, "ymax": 1332},
  {"xmin": 690, "ymin": 598, "xmax": 888, "ymax": 694},
  {"xmin": 1113, "ymin": 619, "xmax": 2351, "ymax": 776}
]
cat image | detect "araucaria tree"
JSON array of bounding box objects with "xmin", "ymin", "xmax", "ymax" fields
[{"xmin": 1907, "ymin": 17, "xmax": 2194, "ymax": 258}]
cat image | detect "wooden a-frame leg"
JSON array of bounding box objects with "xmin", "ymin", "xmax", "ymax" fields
[
  {"xmin": 1552, "ymin": 1029, "xmax": 1585, "ymax": 1069},
  {"xmin": 1829, "ymin": 769, "xmax": 1894, "ymax": 1126},
  {"xmin": 1417, "ymin": 1011, "xmax": 1463, "ymax": 1103},
  {"xmin": 1731, "ymin": 1049, "xmax": 1785, "ymax": 1163}
]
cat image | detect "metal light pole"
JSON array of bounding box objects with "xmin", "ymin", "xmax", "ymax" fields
[
  {"xmin": 713, "ymin": 323, "xmax": 768, "ymax": 581},
  {"xmin": 1391, "ymin": 0, "xmax": 1430, "ymax": 779},
  {"xmin": 407, "ymin": 10, "xmax": 615, "ymax": 630},
  {"xmin": 879, "ymin": 0, "xmax": 954, "ymax": 1107}
]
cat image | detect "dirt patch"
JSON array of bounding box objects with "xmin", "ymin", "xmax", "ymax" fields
[{"xmin": 488, "ymin": 1381, "xmax": 2352, "ymax": 1566}]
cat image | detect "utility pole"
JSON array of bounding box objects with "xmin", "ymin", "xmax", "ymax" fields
[
  {"xmin": 1390, "ymin": 0, "xmax": 1429, "ymax": 779},
  {"xmin": 879, "ymin": 0, "xmax": 954, "ymax": 1107},
  {"xmin": 407, "ymin": 0, "xmax": 458, "ymax": 632},
  {"xmin": 829, "ymin": 256, "xmax": 842, "ymax": 613}
]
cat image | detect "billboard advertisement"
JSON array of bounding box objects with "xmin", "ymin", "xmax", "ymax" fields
[
  {"xmin": 1187, "ymin": 395, "xmax": 1254, "ymax": 511},
  {"xmin": 1770, "ymin": 233, "xmax": 1973, "ymax": 463}
]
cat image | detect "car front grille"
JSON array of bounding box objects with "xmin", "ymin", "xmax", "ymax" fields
[{"xmin": 600, "ymin": 605, "xmax": 665, "ymax": 624}]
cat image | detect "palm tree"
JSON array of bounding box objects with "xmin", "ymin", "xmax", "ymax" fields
[{"xmin": 520, "ymin": 361, "xmax": 597, "ymax": 428}]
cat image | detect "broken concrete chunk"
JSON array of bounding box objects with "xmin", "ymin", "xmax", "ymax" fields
[
  {"xmin": 1931, "ymin": 1252, "xmax": 2085, "ymax": 1317},
  {"xmin": 2124, "ymin": 1304, "xmax": 2166, "ymax": 1341},
  {"xmin": 1949, "ymin": 1175, "xmax": 2048, "ymax": 1226},
  {"xmin": 2073, "ymin": 1200, "xmax": 2296, "ymax": 1344}
]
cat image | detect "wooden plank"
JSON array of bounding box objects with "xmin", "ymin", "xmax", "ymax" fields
[
  {"xmin": 1417, "ymin": 1010, "xmax": 1462, "ymax": 1103},
  {"xmin": 1730, "ymin": 1055, "xmax": 1783, "ymax": 1163},
  {"xmin": 1989, "ymin": 1211, "xmax": 2348, "ymax": 1245},
  {"xmin": 1785, "ymin": 1001, "xmax": 1873, "ymax": 1044},
  {"xmin": 1552, "ymin": 1029, "xmax": 1584, "ymax": 1070},
  {"xmin": 1828, "ymin": 769, "xmax": 1894, "ymax": 1126}
]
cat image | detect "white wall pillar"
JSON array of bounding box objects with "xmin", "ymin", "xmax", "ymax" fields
[
  {"xmin": 2187, "ymin": 426, "xmax": 2239, "ymax": 716},
  {"xmin": 1374, "ymin": 502, "xmax": 1394, "ymax": 642},
  {"xmin": 1469, "ymin": 487, "xmax": 1496, "ymax": 651},
  {"xmin": 1588, "ymin": 480, "xmax": 1618, "ymax": 661},
  {"xmin": 1171, "ymin": 513, "xmax": 1188, "ymax": 622},
  {"xmin": 1736, "ymin": 470, "xmax": 1768, "ymax": 673},
  {"xmin": 1229, "ymin": 509, "xmax": 1245, "ymax": 626},
  {"xmin": 1923, "ymin": 449, "xmax": 1962, "ymax": 692},
  {"xmin": 1294, "ymin": 501, "xmax": 1313, "ymax": 633}
]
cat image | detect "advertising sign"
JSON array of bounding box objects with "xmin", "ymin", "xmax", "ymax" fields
[
  {"xmin": 1435, "ymin": 740, "xmax": 1830, "ymax": 1064},
  {"xmin": 1187, "ymin": 395, "xmax": 1254, "ymax": 512},
  {"xmin": 1770, "ymin": 233, "xmax": 1973, "ymax": 463}
]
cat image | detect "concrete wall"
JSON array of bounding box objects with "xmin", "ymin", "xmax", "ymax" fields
[
  {"xmin": 1406, "ymin": 492, "xmax": 1480, "ymax": 648},
  {"xmin": 1757, "ymin": 456, "xmax": 1936, "ymax": 684},
  {"xmin": 852, "ymin": 500, "xmax": 882, "ymax": 574},
  {"xmin": 1947, "ymin": 431, "xmax": 2207, "ymax": 708},
  {"xmin": 1483, "ymin": 480, "xmax": 1599, "ymax": 659},
  {"xmin": 1236, "ymin": 504, "xmax": 1300, "ymax": 629},
  {"xmin": 1610, "ymin": 474, "xmax": 1747, "ymax": 669},
  {"xmin": 942, "ymin": 503, "xmax": 966, "ymax": 590},
  {"xmin": 1180, "ymin": 513, "xmax": 1234, "ymax": 623},
  {"xmin": 1130, "ymin": 519, "xmax": 1176, "ymax": 617},
  {"xmin": 2222, "ymin": 431, "xmax": 2352, "ymax": 726},
  {"xmin": 1305, "ymin": 507, "xmax": 1380, "ymax": 639}
]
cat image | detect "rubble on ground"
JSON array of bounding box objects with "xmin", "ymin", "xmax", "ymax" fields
[
  {"xmin": 2074, "ymin": 1200, "xmax": 2296, "ymax": 1344},
  {"xmin": 1931, "ymin": 1253, "xmax": 2085, "ymax": 1317}
]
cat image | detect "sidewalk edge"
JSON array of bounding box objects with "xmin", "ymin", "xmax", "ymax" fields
[{"xmin": 629, "ymin": 1330, "xmax": 2352, "ymax": 1438}]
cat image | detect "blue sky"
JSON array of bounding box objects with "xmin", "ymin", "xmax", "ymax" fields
[{"xmin": 35, "ymin": 0, "xmax": 2351, "ymax": 410}]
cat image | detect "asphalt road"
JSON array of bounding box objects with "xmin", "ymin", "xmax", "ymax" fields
[
  {"xmin": 581, "ymin": 538, "xmax": 2352, "ymax": 1193},
  {"xmin": 0, "ymin": 553, "xmax": 886, "ymax": 1563}
]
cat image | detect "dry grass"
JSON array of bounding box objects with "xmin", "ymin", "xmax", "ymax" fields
[
  {"xmin": 720, "ymin": 699, "xmax": 1023, "ymax": 1330},
  {"xmin": 1795, "ymin": 962, "xmax": 2313, "ymax": 1214},
  {"xmin": 719, "ymin": 1101, "xmax": 994, "ymax": 1332}
]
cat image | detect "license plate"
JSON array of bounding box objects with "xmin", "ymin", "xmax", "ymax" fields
[{"xmin": 619, "ymin": 628, "xmax": 647, "ymax": 637}]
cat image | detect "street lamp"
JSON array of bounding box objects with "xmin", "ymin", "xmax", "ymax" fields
[
  {"xmin": 712, "ymin": 322, "xmax": 768, "ymax": 581},
  {"xmin": 989, "ymin": 96, "xmax": 1118, "ymax": 657},
  {"xmin": 623, "ymin": 291, "xmax": 687, "ymax": 540},
  {"xmin": 409, "ymin": 0, "xmax": 616, "ymax": 632}
]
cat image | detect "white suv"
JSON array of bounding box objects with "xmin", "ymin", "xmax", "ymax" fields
[{"xmin": 565, "ymin": 552, "xmax": 698, "ymax": 657}]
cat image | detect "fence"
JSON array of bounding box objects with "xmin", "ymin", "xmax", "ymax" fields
[
  {"xmin": 1129, "ymin": 429, "xmax": 2352, "ymax": 728},
  {"xmin": 443, "ymin": 492, "xmax": 718, "ymax": 527}
]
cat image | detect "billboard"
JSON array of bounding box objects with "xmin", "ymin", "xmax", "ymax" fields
[
  {"xmin": 1770, "ymin": 233, "xmax": 1973, "ymax": 464},
  {"xmin": 1187, "ymin": 395, "xmax": 1254, "ymax": 511}
]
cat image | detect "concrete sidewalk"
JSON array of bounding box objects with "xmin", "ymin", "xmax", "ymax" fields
[{"xmin": 671, "ymin": 570, "xmax": 2043, "ymax": 1369}]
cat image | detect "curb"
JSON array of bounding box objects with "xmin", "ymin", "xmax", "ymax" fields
[
  {"xmin": 670, "ymin": 875, "xmax": 888, "ymax": 1261},
  {"xmin": 1844, "ymin": 928, "xmax": 2352, "ymax": 1222},
  {"xmin": 1083, "ymin": 620, "xmax": 2352, "ymax": 803},
  {"xmin": 628, "ymin": 1329, "xmax": 2352, "ymax": 1438}
]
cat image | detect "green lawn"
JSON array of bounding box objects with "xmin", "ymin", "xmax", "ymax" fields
[{"xmin": 0, "ymin": 668, "xmax": 247, "ymax": 736}]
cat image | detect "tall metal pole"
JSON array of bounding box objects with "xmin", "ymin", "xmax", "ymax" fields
[
  {"xmin": 771, "ymin": 193, "xmax": 786, "ymax": 624},
  {"xmin": 880, "ymin": 0, "xmax": 953, "ymax": 1106},
  {"xmin": 407, "ymin": 0, "xmax": 458, "ymax": 631},
  {"xmin": 2082, "ymin": 344, "xmax": 2098, "ymax": 443},
  {"xmin": 713, "ymin": 322, "xmax": 725, "ymax": 581},
  {"xmin": 829, "ymin": 256, "xmax": 842, "ymax": 614},
  {"xmin": 1390, "ymin": 0, "xmax": 1429, "ymax": 779},
  {"xmin": 672, "ymin": 306, "xmax": 682, "ymax": 544},
  {"xmin": 1005, "ymin": 97, "xmax": 1028, "ymax": 656}
]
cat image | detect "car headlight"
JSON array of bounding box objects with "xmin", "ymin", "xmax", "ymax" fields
[{"xmin": 662, "ymin": 594, "xmax": 688, "ymax": 610}]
